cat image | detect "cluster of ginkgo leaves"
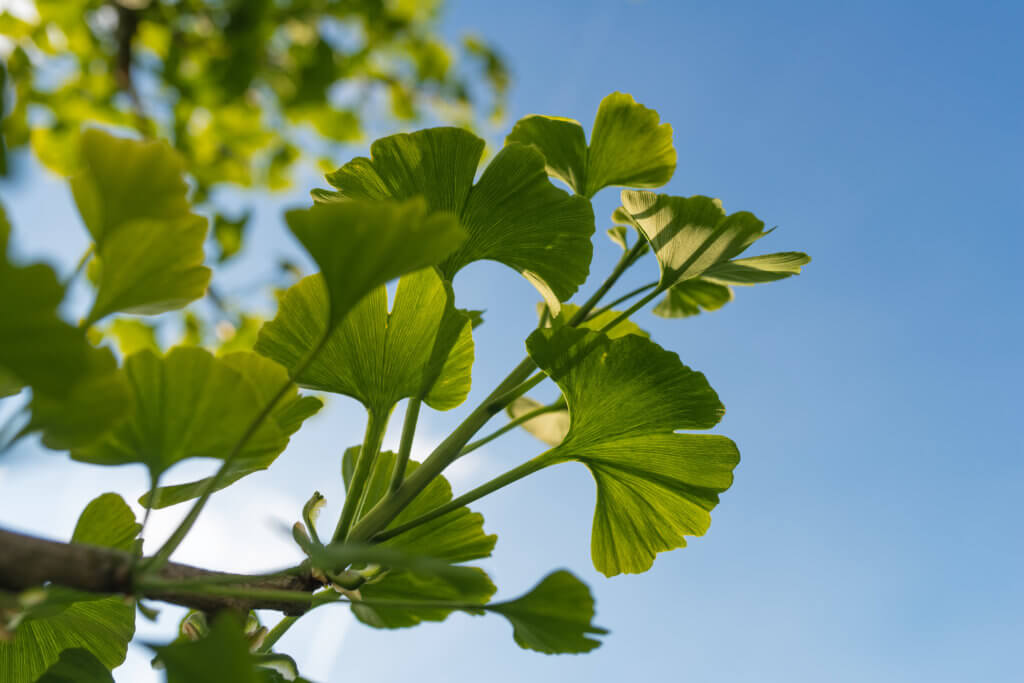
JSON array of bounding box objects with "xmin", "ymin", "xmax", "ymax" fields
[{"xmin": 0, "ymin": 92, "xmax": 808, "ymax": 682}]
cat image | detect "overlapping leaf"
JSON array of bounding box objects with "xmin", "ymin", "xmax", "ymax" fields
[
  {"xmin": 284, "ymin": 198, "xmax": 466, "ymax": 331},
  {"xmin": 506, "ymin": 92, "xmax": 676, "ymax": 198},
  {"xmin": 539, "ymin": 302, "xmax": 649, "ymax": 339},
  {"xmin": 652, "ymin": 279, "xmax": 733, "ymax": 318},
  {"xmin": 339, "ymin": 447, "xmax": 496, "ymax": 628},
  {"xmin": 35, "ymin": 648, "xmax": 114, "ymax": 683},
  {"xmin": 256, "ymin": 268, "xmax": 474, "ymax": 416},
  {"xmin": 506, "ymin": 397, "xmax": 570, "ymax": 447},
  {"xmin": 0, "ymin": 494, "xmax": 139, "ymax": 683},
  {"xmin": 69, "ymin": 129, "xmax": 211, "ymax": 326},
  {"xmin": 313, "ymin": 127, "xmax": 594, "ymax": 314},
  {"xmin": 0, "ymin": 204, "xmax": 132, "ymax": 447},
  {"xmin": 525, "ymin": 327, "xmax": 740, "ymax": 576},
  {"xmin": 72, "ymin": 348, "xmax": 320, "ymax": 499}
]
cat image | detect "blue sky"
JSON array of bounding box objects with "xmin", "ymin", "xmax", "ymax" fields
[{"xmin": 1, "ymin": 0, "xmax": 1022, "ymax": 681}]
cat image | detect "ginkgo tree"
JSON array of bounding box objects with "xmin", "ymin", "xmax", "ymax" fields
[{"xmin": 0, "ymin": 91, "xmax": 809, "ymax": 682}]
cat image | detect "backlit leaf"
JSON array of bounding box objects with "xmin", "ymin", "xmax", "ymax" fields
[
  {"xmin": 525, "ymin": 327, "xmax": 739, "ymax": 576},
  {"xmin": 70, "ymin": 129, "xmax": 211, "ymax": 326},
  {"xmin": 506, "ymin": 92, "xmax": 675, "ymax": 198},
  {"xmin": 256, "ymin": 268, "xmax": 473, "ymax": 416},
  {"xmin": 285, "ymin": 198, "xmax": 465, "ymax": 331},
  {"xmin": 490, "ymin": 570, "xmax": 606, "ymax": 654},
  {"xmin": 314, "ymin": 127, "xmax": 594, "ymax": 315},
  {"xmin": 73, "ymin": 349, "xmax": 317, "ymax": 494},
  {"xmin": 506, "ymin": 396, "xmax": 569, "ymax": 447},
  {"xmin": 652, "ymin": 279, "xmax": 733, "ymax": 318},
  {"xmin": 35, "ymin": 648, "xmax": 114, "ymax": 683}
]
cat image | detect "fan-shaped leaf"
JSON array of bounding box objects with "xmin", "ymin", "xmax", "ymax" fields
[
  {"xmin": 525, "ymin": 327, "xmax": 739, "ymax": 576},
  {"xmin": 506, "ymin": 92, "xmax": 675, "ymax": 198},
  {"xmin": 256, "ymin": 268, "xmax": 473, "ymax": 415},
  {"xmin": 73, "ymin": 349, "xmax": 318, "ymax": 497},
  {"xmin": 70, "ymin": 129, "xmax": 211, "ymax": 326},
  {"xmin": 703, "ymin": 251, "xmax": 811, "ymax": 285},
  {"xmin": 285, "ymin": 198, "xmax": 465, "ymax": 331},
  {"xmin": 314, "ymin": 127, "xmax": 594, "ymax": 315},
  {"xmin": 490, "ymin": 570, "xmax": 607, "ymax": 654},
  {"xmin": 620, "ymin": 191, "xmax": 771, "ymax": 290},
  {"xmin": 652, "ymin": 279, "xmax": 734, "ymax": 318},
  {"xmin": 0, "ymin": 494, "xmax": 138, "ymax": 683},
  {"xmin": 539, "ymin": 302, "xmax": 649, "ymax": 339}
]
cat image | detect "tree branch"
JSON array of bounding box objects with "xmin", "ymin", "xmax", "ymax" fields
[{"xmin": 0, "ymin": 528, "xmax": 320, "ymax": 616}]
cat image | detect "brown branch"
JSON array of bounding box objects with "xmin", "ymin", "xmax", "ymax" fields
[{"xmin": 0, "ymin": 528, "xmax": 320, "ymax": 616}]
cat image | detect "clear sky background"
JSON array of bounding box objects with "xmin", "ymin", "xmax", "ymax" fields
[{"xmin": 1, "ymin": 0, "xmax": 1022, "ymax": 681}]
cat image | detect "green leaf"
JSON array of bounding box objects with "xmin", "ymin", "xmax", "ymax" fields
[
  {"xmin": 0, "ymin": 495, "xmax": 138, "ymax": 683},
  {"xmin": 70, "ymin": 129, "xmax": 211, "ymax": 326},
  {"xmin": 139, "ymin": 353, "xmax": 322, "ymax": 508},
  {"xmin": 315, "ymin": 127, "xmax": 594, "ymax": 315},
  {"xmin": 256, "ymin": 268, "xmax": 473, "ymax": 415},
  {"xmin": 702, "ymin": 251, "xmax": 811, "ymax": 285},
  {"xmin": 73, "ymin": 492, "xmax": 143, "ymax": 551},
  {"xmin": 506, "ymin": 396, "xmax": 569, "ymax": 447},
  {"xmin": 652, "ymin": 279, "xmax": 734, "ymax": 318},
  {"xmin": 490, "ymin": 570, "xmax": 607, "ymax": 654},
  {"xmin": 339, "ymin": 447, "xmax": 496, "ymax": 628},
  {"xmin": 26, "ymin": 348, "xmax": 134, "ymax": 451},
  {"xmin": 525, "ymin": 327, "xmax": 740, "ymax": 576},
  {"xmin": 620, "ymin": 191, "xmax": 771, "ymax": 290},
  {"xmin": 73, "ymin": 348, "xmax": 317, "ymax": 493},
  {"xmin": 35, "ymin": 648, "xmax": 114, "ymax": 683},
  {"xmin": 213, "ymin": 211, "xmax": 251, "ymax": 263},
  {"xmin": 285, "ymin": 198, "xmax": 465, "ymax": 331},
  {"xmin": 152, "ymin": 613, "xmax": 260, "ymax": 683},
  {"xmin": 506, "ymin": 92, "xmax": 675, "ymax": 198}
]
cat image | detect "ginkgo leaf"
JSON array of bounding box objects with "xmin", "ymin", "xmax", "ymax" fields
[
  {"xmin": 489, "ymin": 570, "xmax": 607, "ymax": 654},
  {"xmin": 285, "ymin": 198, "xmax": 466, "ymax": 331},
  {"xmin": 652, "ymin": 279, "xmax": 734, "ymax": 318},
  {"xmin": 101, "ymin": 318, "xmax": 161, "ymax": 357},
  {"xmin": 69, "ymin": 129, "xmax": 211, "ymax": 326},
  {"xmin": 506, "ymin": 92, "xmax": 675, "ymax": 198},
  {"xmin": 72, "ymin": 348, "xmax": 316, "ymax": 492},
  {"xmin": 0, "ymin": 221, "xmax": 132, "ymax": 447},
  {"xmin": 525, "ymin": 327, "xmax": 740, "ymax": 576},
  {"xmin": 139, "ymin": 352, "xmax": 322, "ymax": 508},
  {"xmin": 506, "ymin": 396, "xmax": 569, "ymax": 446},
  {"xmin": 340, "ymin": 447, "xmax": 496, "ymax": 628},
  {"xmin": 152, "ymin": 613, "xmax": 260, "ymax": 683},
  {"xmin": 620, "ymin": 190, "xmax": 770, "ymax": 290},
  {"xmin": 702, "ymin": 251, "xmax": 811, "ymax": 285},
  {"xmin": 313, "ymin": 127, "xmax": 594, "ymax": 315},
  {"xmin": 0, "ymin": 494, "xmax": 138, "ymax": 683},
  {"xmin": 256, "ymin": 268, "xmax": 473, "ymax": 416}
]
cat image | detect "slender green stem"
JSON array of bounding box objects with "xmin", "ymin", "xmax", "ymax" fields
[
  {"xmin": 459, "ymin": 401, "xmax": 563, "ymax": 458},
  {"xmin": 258, "ymin": 616, "xmax": 298, "ymax": 653},
  {"xmin": 389, "ymin": 397, "xmax": 422, "ymax": 493},
  {"xmin": 345, "ymin": 357, "xmax": 538, "ymax": 543},
  {"xmin": 144, "ymin": 331, "xmax": 331, "ymax": 574},
  {"xmin": 333, "ymin": 410, "xmax": 389, "ymax": 543},
  {"xmin": 487, "ymin": 370, "xmax": 546, "ymax": 410},
  {"xmin": 587, "ymin": 281, "xmax": 658, "ymax": 320},
  {"xmin": 372, "ymin": 457, "xmax": 550, "ymax": 543}
]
